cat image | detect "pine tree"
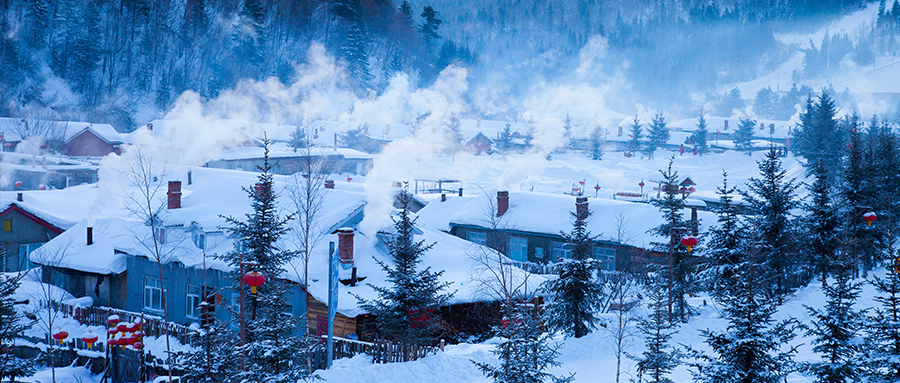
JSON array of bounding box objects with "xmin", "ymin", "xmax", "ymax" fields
[
  {"xmin": 646, "ymin": 111, "xmax": 670, "ymax": 158},
  {"xmin": 590, "ymin": 126, "xmax": 603, "ymax": 160},
  {"xmin": 754, "ymin": 86, "xmax": 777, "ymax": 119},
  {"xmin": 628, "ymin": 114, "xmax": 643, "ymax": 157},
  {"xmin": 793, "ymin": 90, "xmax": 845, "ymax": 179},
  {"xmin": 176, "ymin": 313, "xmax": 236, "ymax": 382},
  {"xmin": 496, "ymin": 121, "xmax": 513, "ymax": 153},
  {"xmin": 733, "ymin": 117, "xmax": 756, "ymax": 155},
  {"xmin": 358, "ymin": 189, "xmax": 453, "ymax": 344},
  {"xmin": 445, "ymin": 117, "xmax": 464, "ymax": 154},
  {"xmin": 541, "ymin": 209, "xmax": 604, "ymax": 338},
  {"xmin": 0, "ymin": 272, "xmax": 35, "ymax": 380},
  {"xmin": 803, "ymin": 266, "xmax": 866, "ymax": 383},
  {"xmin": 690, "ymin": 244, "xmax": 797, "ymax": 383},
  {"xmin": 718, "ymin": 87, "xmax": 745, "ymax": 116},
  {"xmin": 420, "ymin": 6, "xmax": 442, "ymax": 52},
  {"xmin": 867, "ymin": 269, "xmax": 900, "ymax": 381},
  {"xmin": 649, "ymin": 157, "xmax": 692, "ymax": 322},
  {"xmin": 475, "ymin": 303, "xmax": 574, "ymax": 383},
  {"xmin": 632, "ymin": 274, "xmax": 681, "ymax": 383},
  {"xmin": 694, "ymin": 112, "xmax": 709, "ymax": 155},
  {"xmin": 702, "ymin": 171, "xmax": 745, "ymax": 298},
  {"xmin": 742, "ymin": 146, "xmax": 801, "ymax": 301},
  {"xmin": 220, "ymin": 140, "xmax": 315, "ymax": 382},
  {"xmin": 803, "ymin": 162, "xmax": 841, "ymax": 286}
]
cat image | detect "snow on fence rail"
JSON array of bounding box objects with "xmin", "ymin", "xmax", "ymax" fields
[
  {"xmin": 51, "ymin": 301, "xmax": 195, "ymax": 345},
  {"xmin": 506, "ymin": 260, "xmax": 557, "ymax": 275}
]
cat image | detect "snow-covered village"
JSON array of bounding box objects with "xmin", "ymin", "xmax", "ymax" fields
[{"xmin": 4, "ymin": 0, "xmax": 900, "ymax": 382}]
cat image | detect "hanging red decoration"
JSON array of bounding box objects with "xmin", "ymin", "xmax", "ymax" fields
[
  {"xmin": 116, "ymin": 323, "xmax": 128, "ymax": 333},
  {"xmin": 52, "ymin": 330, "xmax": 68, "ymax": 345},
  {"xmin": 107, "ymin": 338, "xmax": 118, "ymax": 347},
  {"xmin": 681, "ymin": 236, "xmax": 698, "ymax": 252},
  {"xmin": 82, "ymin": 333, "xmax": 98, "ymax": 348},
  {"xmin": 107, "ymin": 315, "xmax": 120, "ymax": 326},
  {"xmin": 133, "ymin": 342, "xmax": 144, "ymax": 350},
  {"xmin": 14, "ymin": 181, "xmax": 22, "ymax": 188},
  {"xmin": 243, "ymin": 271, "xmax": 266, "ymax": 294},
  {"xmin": 863, "ymin": 212, "xmax": 877, "ymax": 226}
]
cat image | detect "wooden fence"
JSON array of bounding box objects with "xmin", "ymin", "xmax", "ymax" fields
[
  {"xmin": 52, "ymin": 301, "xmax": 196, "ymax": 344},
  {"xmin": 309, "ymin": 336, "xmax": 444, "ymax": 371}
]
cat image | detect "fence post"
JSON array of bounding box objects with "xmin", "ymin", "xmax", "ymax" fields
[{"xmin": 440, "ymin": 339, "xmax": 445, "ymax": 352}]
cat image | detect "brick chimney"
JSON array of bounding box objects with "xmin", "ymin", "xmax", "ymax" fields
[
  {"xmin": 167, "ymin": 181, "xmax": 182, "ymax": 209},
  {"xmin": 87, "ymin": 227, "xmax": 93, "ymax": 246},
  {"xmin": 338, "ymin": 228, "xmax": 354, "ymax": 265},
  {"xmin": 147, "ymin": 122, "xmax": 153, "ymax": 131},
  {"xmin": 576, "ymin": 197, "xmax": 589, "ymax": 221},
  {"xmin": 324, "ymin": 180, "xmax": 335, "ymax": 189},
  {"xmin": 497, "ymin": 191, "xmax": 509, "ymax": 217}
]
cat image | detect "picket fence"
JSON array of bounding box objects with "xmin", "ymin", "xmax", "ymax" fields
[{"xmin": 51, "ymin": 300, "xmax": 195, "ymax": 345}]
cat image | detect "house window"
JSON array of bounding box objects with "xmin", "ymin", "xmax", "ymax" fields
[
  {"xmin": 534, "ymin": 247, "xmax": 545, "ymax": 260},
  {"xmin": 193, "ymin": 232, "xmax": 206, "ymax": 249},
  {"xmin": 508, "ymin": 236, "xmax": 528, "ymax": 262},
  {"xmin": 186, "ymin": 284, "xmax": 201, "ymax": 319},
  {"xmin": 232, "ymin": 163, "xmax": 243, "ymax": 171},
  {"xmin": 3, "ymin": 220, "xmax": 10, "ymax": 232},
  {"xmin": 143, "ymin": 276, "xmax": 164, "ymax": 312},
  {"xmin": 551, "ymin": 242, "xmax": 570, "ymax": 261},
  {"xmin": 18, "ymin": 243, "xmax": 43, "ymax": 270},
  {"xmin": 467, "ymin": 231, "xmax": 487, "ymax": 246},
  {"xmin": 594, "ymin": 247, "xmax": 616, "ymax": 271}
]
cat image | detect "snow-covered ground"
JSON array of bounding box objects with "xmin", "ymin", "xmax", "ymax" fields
[{"xmin": 316, "ymin": 268, "xmax": 885, "ymax": 383}]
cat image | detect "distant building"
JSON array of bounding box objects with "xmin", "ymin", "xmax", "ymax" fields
[{"xmin": 465, "ymin": 132, "xmax": 493, "ymax": 154}]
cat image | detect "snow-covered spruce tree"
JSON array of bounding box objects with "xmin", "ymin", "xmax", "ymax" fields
[
  {"xmin": 649, "ymin": 157, "xmax": 693, "ymax": 322},
  {"xmin": 689, "ymin": 244, "xmax": 798, "ymax": 383},
  {"xmin": 632, "ymin": 273, "xmax": 681, "ymax": 383},
  {"xmin": 645, "ymin": 111, "xmax": 670, "ymax": 158},
  {"xmin": 175, "ymin": 311, "xmax": 236, "ymax": 383},
  {"xmin": 359, "ymin": 190, "xmax": 453, "ymax": 344},
  {"xmin": 741, "ymin": 145, "xmax": 801, "ymax": 301},
  {"xmin": 867, "ymin": 268, "xmax": 900, "ymax": 381},
  {"xmin": 694, "ymin": 112, "xmax": 709, "ymax": 155},
  {"xmin": 803, "ymin": 161, "xmax": 841, "ymax": 286},
  {"xmin": 0, "ymin": 272, "xmax": 34, "ymax": 380},
  {"xmin": 475, "ymin": 303, "xmax": 574, "ymax": 383},
  {"xmin": 732, "ymin": 117, "xmax": 755, "ymax": 155},
  {"xmin": 628, "ymin": 114, "xmax": 643, "ymax": 157},
  {"xmin": 792, "ymin": 90, "xmax": 845, "ymax": 178},
  {"xmin": 701, "ymin": 171, "xmax": 746, "ymax": 299},
  {"xmin": 803, "ymin": 263, "xmax": 866, "ymax": 383},
  {"xmin": 541, "ymin": 209, "xmax": 604, "ymax": 338},
  {"xmin": 220, "ymin": 140, "xmax": 315, "ymax": 382}
]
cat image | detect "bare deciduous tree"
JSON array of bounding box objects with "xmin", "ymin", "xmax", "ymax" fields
[
  {"xmin": 27, "ymin": 237, "xmax": 75, "ymax": 383},
  {"xmin": 120, "ymin": 146, "xmax": 178, "ymax": 383},
  {"xmin": 284, "ymin": 144, "xmax": 327, "ymax": 290}
]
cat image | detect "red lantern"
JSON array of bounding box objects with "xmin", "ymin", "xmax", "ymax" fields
[
  {"xmin": 347, "ymin": 177, "xmax": 353, "ymax": 183},
  {"xmin": 82, "ymin": 333, "xmax": 98, "ymax": 347},
  {"xmin": 14, "ymin": 181, "xmax": 22, "ymax": 188},
  {"xmin": 243, "ymin": 271, "xmax": 265, "ymax": 294},
  {"xmin": 52, "ymin": 330, "xmax": 68, "ymax": 345},
  {"xmin": 863, "ymin": 212, "xmax": 877, "ymax": 226},
  {"xmin": 681, "ymin": 236, "xmax": 698, "ymax": 252},
  {"xmin": 133, "ymin": 342, "xmax": 144, "ymax": 350},
  {"xmin": 594, "ymin": 184, "xmax": 601, "ymax": 191},
  {"xmin": 688, "ymin": 187, "xmax": 696, "ymax": 193},
  {"xmin": 639, "ymin": 181, "xmax": 645, "ymax": 187},
  {"xmin": 133, "ymin": 320, "xmax": 142, "ymax": 330},
  {"xmin": 107, "ymin": 315, "xmax": 120, "ymax": 326},
  {"xmin": 132, "ymin": 331, "xmax": 144, "ymax": 339},
  {"xmin": 107, "ymin": 338, "xmax": 118, "ymax": 347},
  {"xmin": 116, "ymin": 323, "xmax": 128, "ymax": 333}
]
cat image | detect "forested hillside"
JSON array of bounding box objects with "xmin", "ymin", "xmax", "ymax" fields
[{"xmin": 0, "ymin": 0, "xmax": 893, "ymax": 130}]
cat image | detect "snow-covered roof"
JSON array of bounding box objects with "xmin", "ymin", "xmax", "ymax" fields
[
  {"xmin": 0, "ymin": 185, "xmax": 97, "ymax": 230},
  {"xmin": 31, "ymin": 166, "xmax": 534, "ymax": 317},
  {"xmin": 214, "ymin": 142, "xmax": 372, "ymax": 161},
  {"xmin": 0, "ymin": 118, "xmax": 124, "ymax": 144},
  {"xmin": 417, "ymin": 191, "xmax": 717, "ymax": 251}
]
